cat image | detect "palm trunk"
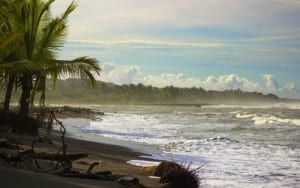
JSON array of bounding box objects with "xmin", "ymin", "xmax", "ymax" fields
[
  {"xmin": 19, "ymin": 75, "xmax": 32, "ymax": 116},
  {"xmin": 3, "ymin": 76, "xmax": 14, "ymax": 111}
]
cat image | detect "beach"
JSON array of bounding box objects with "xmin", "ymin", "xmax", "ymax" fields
[
  {"xmin": 0, "ymin": 131, "xmax": 160, "ymax": 188},
  {"xmin": 60, "ymin": 104, "xmax": 299, "ymax": 187},
  {"xmin": 1, "ymin": 104, "xmax": 299, "ymax": 187}
]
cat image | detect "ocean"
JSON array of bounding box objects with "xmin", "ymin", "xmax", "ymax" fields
[{"xmin": 61, "ymin": 104, "xmax": 300, "ymax": 187}]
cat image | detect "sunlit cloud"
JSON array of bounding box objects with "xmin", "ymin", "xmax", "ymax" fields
[{"xmin": 95, "ymin": 63, "xmax": 300, "ymax": 99}]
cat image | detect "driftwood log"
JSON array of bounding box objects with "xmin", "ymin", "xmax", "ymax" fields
[
  {"xmin": 53, "ymin": 162, "xmax": 118, "ymax": 181},
  {"xmin": 35, "ymin": 152, "xmax": 88, "ymax": 161},
  {"xmin": 61, "ymin": 171, "xmax": 117, "ymax": 181},
  {"xmin": 0, "ymin": 138, "xmax": 22, "ymax": 150},
  {"xmin": 0, "ymin": 110, "xmax": 118, "ymax": 182},
  {"xmin": 0, "ymin": 140, "xmax": 41, "ymax": 169}
]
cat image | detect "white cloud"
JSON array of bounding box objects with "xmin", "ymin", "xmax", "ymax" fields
[
  {"xmin": 262, "ymin": 74, "xmax": 279, "ymax": 91},
  {"xmin": 52, "ymin": 0, "xmax": 300, "ymax": 41},
  {"xmin": 99, "ymin": 63, "xmax": 143, "ymax": 85},
  {"xmin": 96, "ymin": 62, "xmax": 300, "ymax": 99},
  {"xmin": 203, "ymin": 74, "xmax": 261, "ymax": 91}
]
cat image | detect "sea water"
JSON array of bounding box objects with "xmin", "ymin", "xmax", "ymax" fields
[{"xmin": 62, "ymin": 104, "xmax": 300, "ymax": 187}]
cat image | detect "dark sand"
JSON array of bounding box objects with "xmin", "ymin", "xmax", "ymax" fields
[{"xmin": 0, "ymin": 133, "xmax": 160, "ymax": 188}]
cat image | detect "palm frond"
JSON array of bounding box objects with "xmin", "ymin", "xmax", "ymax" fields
[
  {"xmin": 22, "ymin": 0, "xmax": 55, "ymax": 59},
  {"xmin": 51, "ymin": 57, "xmax": 101, "ymax": 88},
  {"xmin": 36, "ymin": 0, "xmax": 76, "ymax": 60},
  {"xmin": 0, "ymin": 32, "xmax": 22, "ymax": 57},
  {"xmin": 0, "ymin": 60, "xmax": 40, "ymax": 76}
]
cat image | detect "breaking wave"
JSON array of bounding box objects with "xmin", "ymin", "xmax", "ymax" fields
[{"xmin": 63, "ymin": 105, "xmax": 300, "ymax": 187}]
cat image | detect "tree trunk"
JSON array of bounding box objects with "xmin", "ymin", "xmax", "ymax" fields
[
  {"xmin": 19, "ymin": 75, "xmax": 32, "ymax": 116},
  {"xmin": 3, "ymin": 76, "xmax": 14, "ymax": 111}
]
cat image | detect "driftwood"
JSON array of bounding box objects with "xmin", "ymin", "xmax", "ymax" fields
[
  {"xmin": 0, "ymin": 138, "xmax": 22, "ymax": 150},
  {"xmin": 54, "ymin": 161, "xmax": 117, "ymax": 181},
  {"xmin": 35, "ymin": 152, "xmax": 88, "ymax": 161},
  {"xmin": 45, "ymin": 110, "xmax": 71, "ymax": 169},
  {"xmin": 0, "ymin": 140, "xmax": 41, "ymax": 169},
  {"xmin": 0, "ymin": 110, "xmax": 120, "ymax": 183},
  {"xmin": 118, "ymin": 176, "xmax": 147, "ymax": 188},
  {"xmin": 47, "ymin": 110, "xmax": 117, "ymax": 181},
  {"xmin": 61, "ymin": 171, "xmax": 117, "ymax": 181},
  {"xmin": 118, "ymin": 176, "xmax": 140, "ymax": 186}
]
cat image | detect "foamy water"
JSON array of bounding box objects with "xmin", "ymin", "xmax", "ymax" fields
[{"xmin": 62, "ymin": 104, "xmax": 300, "ymax": 187}]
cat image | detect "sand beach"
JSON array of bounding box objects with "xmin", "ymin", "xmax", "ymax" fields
[{"xmin": 0, "ymin": 131, "xmax": 160, "ymax": 188}]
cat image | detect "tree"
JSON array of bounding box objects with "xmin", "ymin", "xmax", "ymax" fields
[
  {"xmin": 0, "ymin": 0, "xmax": 101, "ymax": 115},
  {"xmin": 0, "ymin": 0, "xmax": 27, "ymax": 112}
]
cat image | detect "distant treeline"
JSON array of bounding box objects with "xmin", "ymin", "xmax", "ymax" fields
[{"xmin": 1, "ymin": 79, "xmax": 280, "ymax": 105}]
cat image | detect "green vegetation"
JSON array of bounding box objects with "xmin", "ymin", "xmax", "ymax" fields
[
  {"xmin": 0, "ymin": 0, "xmax": 100, "ymax": 116},
  {"xmin": 1, "ymin": 78, "xmax": 279, "ymax": 105}
]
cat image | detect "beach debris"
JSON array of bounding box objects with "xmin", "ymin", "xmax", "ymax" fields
[
  {"xmin": 0, "ymin": 109, "xmax": 122, "ymax": 184},
  {"xmin": 153, "ymin": 161, "xmax": 182, "ymax": 177},
  {"xmin": 43, "ymin": 110, "xmax": 118, "ymax": 181},
  {"xmin": 62, "ymin": 172, "xmax": 115, "ymax": 180},
  {"xmin": 60, "ymin": 169, "xmax": 117, "ymax": 181},
  {"xmin": 0, "ymin": 140, "xmax": 41, "ymax": 169},
  {"xmin": 35, "ymin": 152, "xmax": 88, "ymax": 161},
  {"xmin": 0, "ymin": 138, "xmax": 22, "ymax": 150},
  {"xmin": 76, "ymin": 160, "xmax": 90, "ymax": 165},
  {"xmin": 56, "ymin": 162, "xmax": 117, "ymax": 181},
  {"xmin": 152, "ymin": 161, "xmax": 201, "ymax": 188},
  {"xmin": 86, "ymin": 161, "xmax": 100, "ymax": 173},
  {"xmin": 49, "ymin": 110, "xmax": 72, "ymax": 169},
  {"xmin": 94, "ymin": 170, "xmax": 113, "ymax": 176},
  {"xmin": 118, "ymin": 176, "xmax": 140, "ymax": 187}
]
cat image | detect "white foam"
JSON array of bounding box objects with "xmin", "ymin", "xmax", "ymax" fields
[
  {"xmin": 64, "ymin": 106, "xmax": 300, "ymax": 188},
  {"xmin": 235, "ymin": 112, "xmax": 256, "ymax": 119},
  {"xmin": 203, "ymin": 103, "xmax": 300, "ymax": 110},
  {"xmin": 127, "ymin": 160, "xmax": 160, "ymax": 167},
  {"xmin": 231, "ymin": 111, "xmax": 300, "ymax": 126},
  {"xmin": 252, "ymin": 116, "xmax": 300, "ymax": 126},
  {"xmin": 85, "ymin": 113, "xmax": 184, "ymax": 145}
]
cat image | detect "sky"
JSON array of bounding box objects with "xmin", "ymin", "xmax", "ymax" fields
[{"xmin": 52, "ymin": 0, "xmax": 300, "ymax": 99}]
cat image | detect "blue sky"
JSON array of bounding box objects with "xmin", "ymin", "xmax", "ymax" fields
[{"xmin": 53, "ymin": 0, "xmax": 300, "ymax": 99}]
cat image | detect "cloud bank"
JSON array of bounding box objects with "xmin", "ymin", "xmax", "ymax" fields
[{"xmin": 96, "ymin": 63, "xmax": 300, "ymax": 99}]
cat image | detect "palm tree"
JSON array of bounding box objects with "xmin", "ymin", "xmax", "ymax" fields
[
  {"xmin": 1, "ymin": 0, "xmax": 101, "ymax": 116},
  {"xmin": 19, "ymin": 0, "xmax": 101, "ymax": 116},
  {"xmin": 31, "ymin": 56, "xmax": 100, "ymax": 107},
  {"xmin": 0, "ymin": 0, "xmax": 26, "ymax": 112}
]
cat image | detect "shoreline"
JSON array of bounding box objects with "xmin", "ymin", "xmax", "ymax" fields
[
  {"xmin": 60, "ymin": 117, "xmax": 162, "ymax": 156},
  {"xmin": 0, "ymin": 132, "xmax": 161, "ymax": 188}
]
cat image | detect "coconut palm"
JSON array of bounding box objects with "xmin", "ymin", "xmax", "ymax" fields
[
  {"xmin": 1, "ymin": 0, "xmax": 101, "ymax": 115},
  {"xmin": 19, "ymin": 0, "xmax": 101, "ymax": 116},
  {"xmin": 31, "ymin": 56, "xmax": 100, "ymax": 107},
  {"xmin": 0, "ymin": 0, "xmax": 27, "ymax": 111}
]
